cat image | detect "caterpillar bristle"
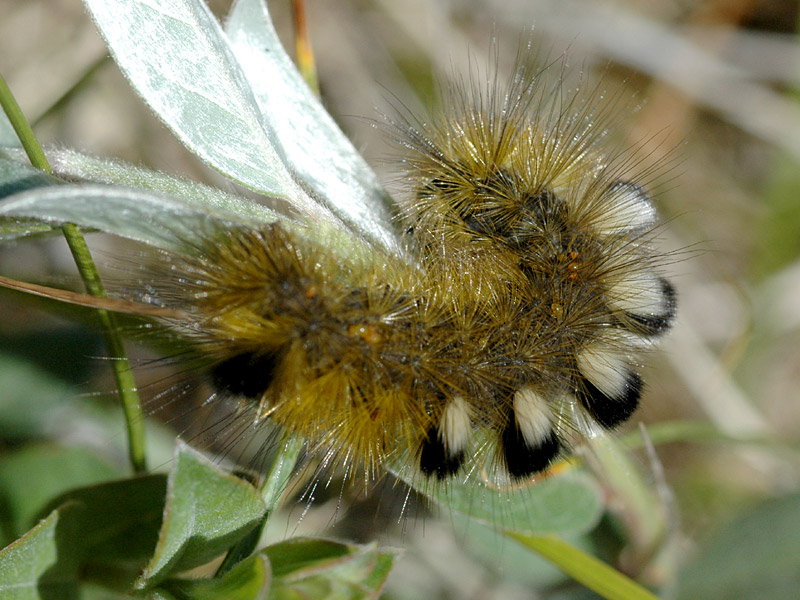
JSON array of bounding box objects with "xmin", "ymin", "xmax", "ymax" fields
[
  {"xmin": 384, "ymin": 51, "xmax": 676, "ymax": 481},
  {"xmin": 0, "ymin": 46, "xmax": 677, "ymax": 490},
  {"xmin": 149, "ymin": 48, "xmax": 671, "ymax": 486}
]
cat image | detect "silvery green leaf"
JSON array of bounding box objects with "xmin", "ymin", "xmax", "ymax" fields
[
  {"xmin": 0, "ymin": 183, "xmax": 263, "ymax": 251},
  {"xmin": 407, "ymin": 468, "xmax": 604, "ymax": 536},
  {"xmin": 390, "ymin": 432, "xmax": 603, "ymax": 536},
  {"xmin": 80, "ymin": 0, "xmax": 335, "ymax": 227},
  {"xmin": 45, "ymin": 148, "xmax": 283, "ymax": 225},
  {"xmin": 0, "ymin": 155, "xmax": 62, "ymax": 198},
  {"xmin": 0, "ymin": 155, "xmax": 61, "ymax": 240},
  {"xmin": 225, "ymin": 0, "xmax": 401, "ymax": 254}
]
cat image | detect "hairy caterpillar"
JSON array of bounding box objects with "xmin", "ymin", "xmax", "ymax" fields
[{"xmin": 0, "ymin": 46, "xmax": 675, "ymax": 489}]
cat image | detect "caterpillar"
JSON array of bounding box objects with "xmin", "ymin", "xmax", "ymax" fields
[{"xmin": 0, "ymin": 49, "xmax": 675, "ymax": 488}]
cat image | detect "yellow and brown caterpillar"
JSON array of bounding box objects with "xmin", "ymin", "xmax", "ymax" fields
[
  {"xmin": 0, "ymin": 54, "xmax": 675, "ymax": 486},
  {"xmin": 118, "ymin": 61, "xmax": 674, "ymax": 483}
]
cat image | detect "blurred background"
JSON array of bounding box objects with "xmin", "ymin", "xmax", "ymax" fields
[{"xmin": 1, "ymin": 0, "xmax": 800, "ymax": 598}]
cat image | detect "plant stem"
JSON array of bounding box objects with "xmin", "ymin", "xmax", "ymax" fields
[
  {"xmin": 292, "ymin": 0, "xmax": 320, "ymax": 96},
  {"xmin": 62, "ymin": 226, "xmax": 147, "ymax": 473},
  {"xmin": 508, "ymin": 533, "xmax": 661, "ymax": 600},
  {"xmin": 0, "ymin": 74, "xmax": 50, "ymax": 172},
  {"xmin": 0, "ymin": 71, "xmax": 147, "ymax": 473}
]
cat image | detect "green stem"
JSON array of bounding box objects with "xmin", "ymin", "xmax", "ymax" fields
[
  {"xmin": 0, "ymin": 71, "xmax": 147, "ymax": 473},
  {"xmin": 508, "ymin": 533, "xmax": 661, "ymax": 600},
  {"xmin": 291, "ymin": 0, "xmax": 320, "ymax": 96},
  {"xmin": 0, "ymin": 73, "xmax": 51, "ymax": 173},
  {"xmin": 62, "ymin": 226, "xmax": 147, "ymax": 473}
]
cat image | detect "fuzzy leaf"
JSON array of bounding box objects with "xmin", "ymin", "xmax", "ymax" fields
[
  {"xmin": 27, "ymin": 147, "xmax": 282, "ymax": 225},
  {"xmin": 225, "ymin": 0, "xmax": 399, "ymax": 253},
  {"xmin": 397, "ymin": 466, "xmax": 604, "ymax": 536},
  {"xmin": 136, "ymin": 443, "xmax": 266, "ymax": 589},
  {"xmin": 0, "ymin": 507, "xmax": 81, "ymax": 600},
  {"xmin": 36, "ymin": 474, "xmax": 168, "ymax": 570},
  {"xmin": 0, "ymin": 183, "xmax": 252, "ymax": 251},
  {"xmin": 161, "ymin": 554, "xmax": 271, "ymax": 600},
  {"xmin": 0, "ymin": 445, "xmax": 120, "ymax": 543},
  {"xmin": 0, "ymin": 156, "xmax": 60, "ymax": 239},
  {"xmin": 0, "ymin": 155, "xmax": 61, "ymax": 197},
  {"xmin": 262, "ymin": 538, "xmax": 398, "ymax": 600},
  {"xmin": 80, "ymin": 0, "xmax": 332, "ymax": 225}
]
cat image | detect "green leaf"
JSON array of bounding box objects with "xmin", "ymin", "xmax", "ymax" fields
[
  {"xmin": 677, "ymin": 493, "xmax": 800, "ymax": 600},
  {"xmin": 396, "ymin": 466, "xmax": 604, "ymax": 536},
  {"xmin": 225, "ymin": 0, "xmax": 399, "ymax": 253},
  {"xmin": 137, "ymin": 443, "xmax": 267, "ymax": 588},
  {"xmin": 450, "ymin": 514, "xmax": 579, "ymax": 590},
  {"xmin": 0, "ymin": 156, "xmax": 61, "ymax": 198},
  {"xmin": 0, "ymin": 156, "xmax": 60, "ymax": 240},
  {"xmin": 359, "ymin": 551, "xmax": 396, "ymax": 596},
  {"xmin": 36, "ymin": 474, "xmax": 167, "ymax": 568},
  {"xmin": 0, "ymin": 474, "xmax": 167, "ymax": 591},
  {"xmin": 0, "ymin": 217, "xmax": 54, "ymax": 241},
  {"xmin": 0, "ymin": 183, "xmax": 254, "ymax": 251},
  {"xmin": 263, "ymin": 539, "xmax": 353, "ymax": 578},
  {"xmin": 1, "ymin": 147, "xmax": 280, "ymax": 226},
  {"xmin": 214, "ymin": 437, "xmax": 304, "ymax": 578},
  {"xmin": 0, "ymin": 506, "xmax": 82, "ymax": 600},
  {"xmin": 259, "ymin": 438, "xmax": 304, "ymax": 516},
  {"xmin": 0, "ymin": 445, "xmax": 120, "ymax": 543},
  {"xmin": 161, "ymin": 554, "xmax": 271, "ymax": 600},
  {"xmin": 79, "ymin": 0, "xmax": 329, "ymax": 223},
  {"xmin": 262, "ymin": 538, "xmax": 398, "ymax": 600}
]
